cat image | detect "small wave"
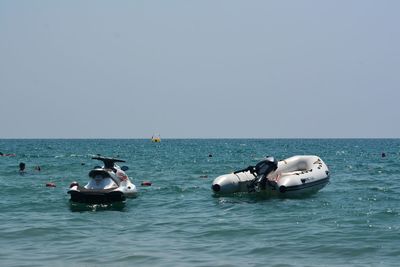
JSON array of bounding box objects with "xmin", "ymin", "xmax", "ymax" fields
[{"xmin": 69, "ymin": 202, "xmax": 126, "ymax": 212}]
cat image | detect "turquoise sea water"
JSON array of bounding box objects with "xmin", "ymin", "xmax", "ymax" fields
[{"xmin": 0, "ymin": 139, "xmax": 399, "ymax": 267}]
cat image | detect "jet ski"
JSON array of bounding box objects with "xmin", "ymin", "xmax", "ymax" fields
[
  {"xmin": 68, "ymin": 156, "xmax": 137, "ymax": 204},
  {"xmin": 212, "ymin": 155, "xmax": 330, "ymax": 197}
]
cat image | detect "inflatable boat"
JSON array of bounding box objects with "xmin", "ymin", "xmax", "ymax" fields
[
  {"xmin": 68, "ymin": 156, "xmax": 137, "ymax": 204},
  {"xmin": 212, "ymin": 155, "xmax": 330, "ymax": 196}
]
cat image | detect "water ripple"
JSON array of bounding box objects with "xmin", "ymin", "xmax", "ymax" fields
[{"xmin": 1, "ymin": 139, "xmax": 400, "ymax": 267}]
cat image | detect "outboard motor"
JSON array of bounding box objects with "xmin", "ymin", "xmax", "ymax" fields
[
  {"xmin": 254, "ymin": 156, "xmax": 278, "ymax": 190},
  {"xmin": 212, "ymin": 156, "xmax": 278, "ymax": 194}
]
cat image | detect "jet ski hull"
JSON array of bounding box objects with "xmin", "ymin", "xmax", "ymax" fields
[{"xmin": 68, "ymin": 187, "xmax": 125, "ymax": 204}]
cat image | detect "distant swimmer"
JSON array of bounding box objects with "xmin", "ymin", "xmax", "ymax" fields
[
  {"xmin": 0, "ymin": 152, "xmax": 16, "ymax": 157},
  {"xmin": 382, "ymin": 152, "xmax": 386, "ymax": 158},
  {"xmin": 34, "ymin": 166, "xmax": 41, "ymax": 171},
  {"xmin": 19, "ymin": 162, "xmax": 26, "ymax": 174}
]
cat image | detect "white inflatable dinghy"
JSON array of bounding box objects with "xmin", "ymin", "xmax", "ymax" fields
[{"xmin": 212, "ymin": 155, "xmax": 330, "ymax": 196}]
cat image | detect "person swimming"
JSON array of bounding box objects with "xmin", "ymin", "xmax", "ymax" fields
[
  {"xmin": 19, "ymin": 162, "xmax": 26, "ymax": 174},
  {"xmin": 0, "ymin": 152, "xmax": 16, "ymax": 157}
]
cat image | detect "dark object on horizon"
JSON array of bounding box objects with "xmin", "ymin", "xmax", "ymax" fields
[
  {"xmin": 382, "ymin": 152, "xmax": 386, "ymax": 158},
  {"xmin": 19, "ymin": 162, "xmax": 26, "ymax": 172}
]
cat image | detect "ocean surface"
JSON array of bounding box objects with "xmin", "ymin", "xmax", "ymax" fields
[{"xmin": 0, "ymin": 139, "xmax": 399, "ymax": 267}]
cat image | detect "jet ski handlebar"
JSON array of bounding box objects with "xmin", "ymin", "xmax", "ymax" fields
[
  {"xmin": 92, "ymin": 156, "xmax": 125, "ymax": 163},
  {"xmin": 92, "ymin": 156, "xmax": 126, "ymax": 169}
]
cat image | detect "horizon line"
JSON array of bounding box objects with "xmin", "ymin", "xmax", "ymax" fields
[{"xmin": 1, "ymin": 137, "xmax": 399, "ymax": 140}]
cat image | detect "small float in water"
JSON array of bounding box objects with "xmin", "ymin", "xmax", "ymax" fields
[
  {"xmin": 68, "ymin": 156, "xmax": 137, "ymax": 204},
  {"xmin": 212, "ymin": 155, "xmax": 330, "ymax": 197},
  {"xmin": 46, "ymin": 182, "xmax": 56, "ymax": 188},
  {"xmin": 141, "ymin": 181, "xmax": 152, "ymax": 186}
]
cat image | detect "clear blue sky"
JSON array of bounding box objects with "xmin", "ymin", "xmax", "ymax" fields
[{"xmin": 1, "ymin": 0, "xmax": 399, "ymax": 138}]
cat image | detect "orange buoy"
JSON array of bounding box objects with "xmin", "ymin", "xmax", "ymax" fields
[
  {"xmin": 141, "ymin": 181, "xmax": 152, "ymax": 186},
  {"xmin": 46, "ymin": 182, "xmax": 56, "ymax": 187}
]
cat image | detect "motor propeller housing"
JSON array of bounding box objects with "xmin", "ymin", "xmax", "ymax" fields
[{"xmin": 212, "ymin": 156, "xmax": 278, "ymax": 194}]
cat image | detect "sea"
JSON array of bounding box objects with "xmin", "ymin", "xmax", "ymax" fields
[{"xmin": 0, "ymin": 139, "xmax": 399, "ymax": 267}]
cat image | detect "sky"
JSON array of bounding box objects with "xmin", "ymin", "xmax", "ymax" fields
[{"xmin": 0, "ymin": 0, "xmax": 399, "ymax": 138}]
